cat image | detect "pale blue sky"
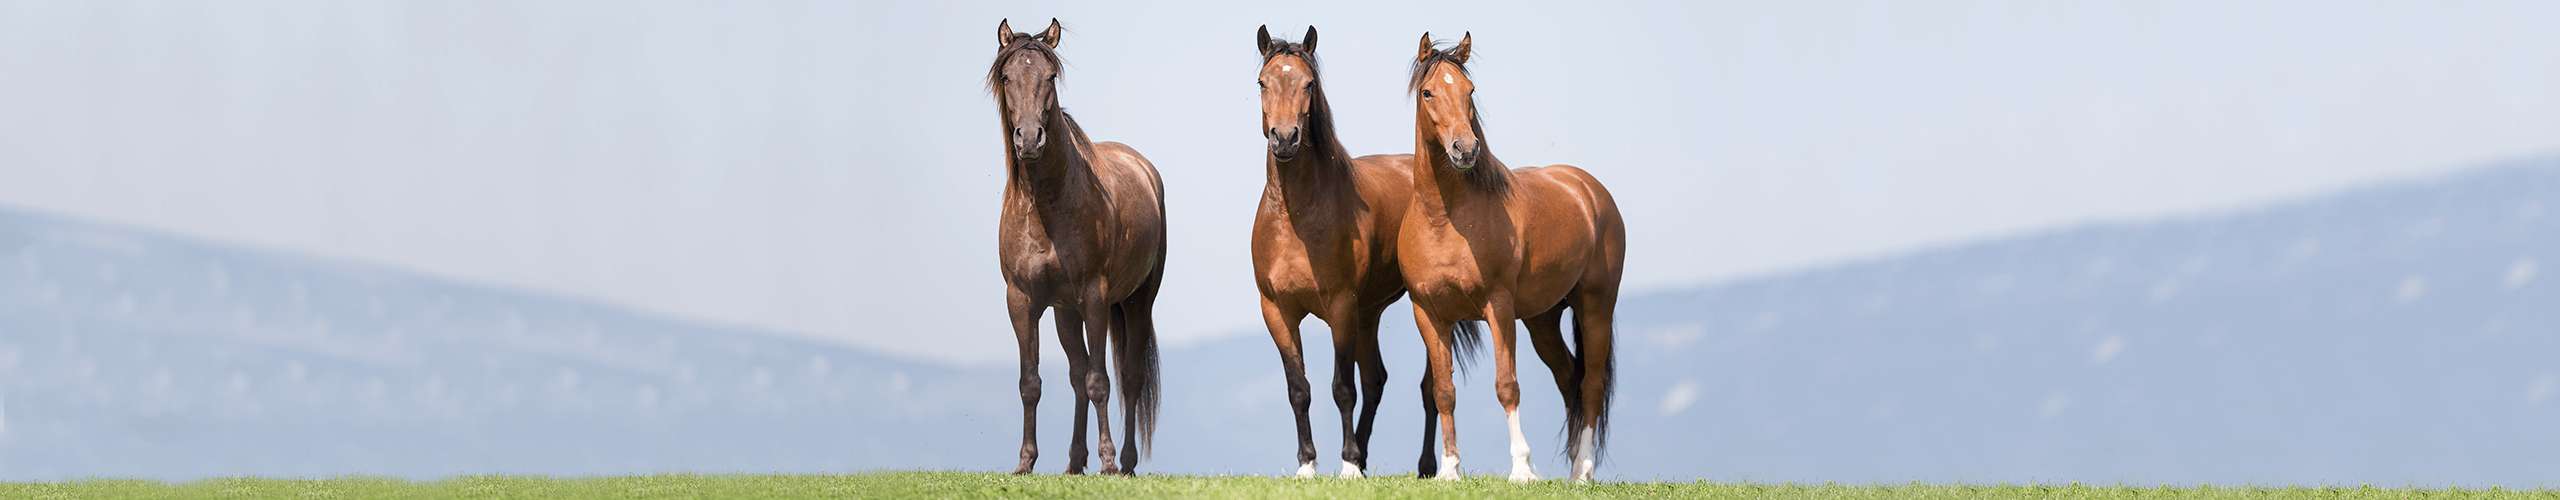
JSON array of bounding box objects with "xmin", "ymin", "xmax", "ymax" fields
[{"xmin": 1, "ymin": 1, "xmax": 2554, "ymax": 363}]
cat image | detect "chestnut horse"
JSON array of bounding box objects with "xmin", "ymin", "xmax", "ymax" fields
[
  {"xmin": 1398, "ymin": 32, "xmax": 1625, "ymax": 483},
  {"xmin": 987, "ymin": 19, "xmax": 1165, "ymax": 476},
  {"xmin": 1248, "ymin": 25, "xmax": 1426, "ymax": 479}
]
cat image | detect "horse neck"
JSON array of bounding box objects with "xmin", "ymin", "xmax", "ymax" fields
[
  {"xmin": 1411, "ymin": 121, "xmax": 1508, "ymax": 216},
  {"xmin": 1009, "ymin": 110, "xmax": 1103, "ymax": 213},
  {"xmin": 1266, "ymin": 86, "xmax": 1356, "ymax": 204}
]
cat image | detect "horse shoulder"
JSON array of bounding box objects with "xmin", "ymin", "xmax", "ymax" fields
[{"xmin": 1250, "ymin": 202, "xmax": 1318, "ymax": 300}]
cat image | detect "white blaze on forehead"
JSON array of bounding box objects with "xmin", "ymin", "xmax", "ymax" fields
[
  {"xmin": 1443, "ymin": 73, "xmax": 1454, "ymax": 84},
  {"xmin": 1282, "ymin": 64, "xmax": 1292, "ymax": 72}
]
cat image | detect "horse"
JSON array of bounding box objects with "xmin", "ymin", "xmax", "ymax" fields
[
  {"xmin": 1397, "ymin": 32, "xmax": 1626, "ymax": 483},
  {"xmin": 1248, "ymin": 25, "xmax": 1422, "ymax": 479},
  {"xmin": 986, "ymin": 18, "xmax": 1166, "ymax": 476}
]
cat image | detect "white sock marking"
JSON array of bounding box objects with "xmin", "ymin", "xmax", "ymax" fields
[
  {"xmin": 1507, "ymin": 409, "xmax": 1540, "ymax": 482},
  {"xmin": 1573, "ymin": 427, "xmax": 1598, "ymax": 481}
]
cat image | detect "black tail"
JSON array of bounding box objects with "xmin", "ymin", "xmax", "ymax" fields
[
  {"xmin": 1448, "ymin": 320, "xmax": 1485, "ymax": 377},
  {"xmin": 1563, "ymin": 315, "xmax": 1616, "ymax": 466},
  {"xmin": 1117, "ymin": 309, "xmax": 1162, "ymax": 459}
]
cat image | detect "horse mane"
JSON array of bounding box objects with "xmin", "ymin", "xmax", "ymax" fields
[{"xmin": 1408, "ymin": 40, "xmax": 1509, "ymax": 194}]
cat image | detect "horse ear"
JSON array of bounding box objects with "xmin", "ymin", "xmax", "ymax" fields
[
  {"xmin": 1257, "ymin": 25, "xmax": 1274, "ymax": 57},
  {"xmin": 1416, "ymin": 32, "xmax": 1435, "ymax": 62},
  {"xmin": 1301, "ymin": 26, "xmax": 1319, "ymax": 53},
  {"xmin": 1041, "ymin": 18, "xmax": 1065, "ymax": 49},
  {"xmin": 1453, "ymin": 32, "xmax": 1472, "ymax": 64},
  {"xmin": 997, "ymin": 19, "xmax": 1014, "ymax": 47}
]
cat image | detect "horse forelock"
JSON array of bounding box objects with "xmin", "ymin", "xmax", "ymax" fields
[
  {"xmin": 1407, "ymin": 41, "xmax": 1469, "ymax": 97},
  {"xmin": 986, "ymin": 35, "xmax": 1062, "ymax": 96},
  {"xmin": 1260, "ymin": 41, "xmax": 1320, "ymax": 75}
]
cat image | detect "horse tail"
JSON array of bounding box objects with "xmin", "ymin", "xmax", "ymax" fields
[
  {"xmin": 1556, "ymin": 310, "xmax": 1617, "ymax": 466},
  {"xmin": 1116, "ymin": 248, "xmax": 1166, "ymax": 460},
  {"xmin": 1449, "ymin": 320, "xmax": 1485, "ymax": 377},
  {"xmin": 1119, "ymin": 307, "xmax": 1161, "ymax": 459}
]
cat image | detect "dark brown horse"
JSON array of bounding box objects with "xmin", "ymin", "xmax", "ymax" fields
[
  {"xmin": 1398, "ymin": 32, "xmax": 1626, "ymax": 483},
  {"xmin": 1248, "ymin": 25, "xmax": 1419, "ymax": 479},
  {"xmin": 988, "ymin": 18, "xmax": 1165, "ymax": 476}
]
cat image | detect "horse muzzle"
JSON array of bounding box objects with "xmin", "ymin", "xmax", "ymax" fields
[
  {"xmin": 1011, "ymin": 128, "xmax": 1047, "ymax": 160},
  {"xmin": 1267, "ymin": 129, "xmax": 1304, "ymax": 162}
]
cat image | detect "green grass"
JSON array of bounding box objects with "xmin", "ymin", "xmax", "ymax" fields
[{"xmin": 1, "ymin": 472, "xmax": 2547, "ymax": 499}]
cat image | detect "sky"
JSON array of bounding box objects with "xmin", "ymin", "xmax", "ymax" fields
[{"xmin": 0, "ymin": 0, "xmax": 2554, "ymax": 364}]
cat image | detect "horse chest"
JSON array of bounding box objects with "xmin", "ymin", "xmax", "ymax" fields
[
  {"xmin": 1403, "ymin": 248, "xmax": 1485, "ymax": 301},
  {"xmin": 998, "ymin": 219, "xmax": 1086, "ymax": 292}
]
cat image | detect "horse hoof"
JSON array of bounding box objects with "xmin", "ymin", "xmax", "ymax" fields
[
  {"xmin": 1434, "ymin": 471, "xmax": 1463, "ymax": 482},
  {"xmin": 1337, "ymin": 461, "xmax": 1365, "ymax": 479},
  {"xmin": 1294, "ymin": 462, "xmax": 1316, "ymax": 479},
  {"xmin": 1508, "ymin": 469, "xmax": 1540, "ymax": 484},
  {"xmin": 1099, "ymin": 466, "xmax": 1123, "ymax": 476}
]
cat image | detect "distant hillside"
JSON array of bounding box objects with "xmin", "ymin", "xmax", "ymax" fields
[
  {"xmin": 2, "ymin": 157, "xmax": 2554, "ymax": 487},
  {"xmin": 0, "ymin": 206, "xmax": 995, "ymax": 479}
]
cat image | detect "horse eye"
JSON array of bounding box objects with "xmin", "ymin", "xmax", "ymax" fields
[
  {"xmin": 1257, "ymin": 80, "xmax": 1265, "ymax": 89},
  {"xmin": 1420, "ymin": 90, "xmax": 1434, "ymax": 99}
]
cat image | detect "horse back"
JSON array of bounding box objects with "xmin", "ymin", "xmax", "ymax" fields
[{"xmin": 1512, "ymin": 164, "xmax": 1628, "ymax": 295}]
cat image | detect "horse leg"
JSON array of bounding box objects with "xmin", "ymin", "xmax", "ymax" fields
[
  {"xmin": 1322, "ymin": 307, "xmax": 1361, "ymax": 478},
  {"xmin": 1079, "ymin": 303, "xmax": 1121, "ymax": 476},
  {"xmin": 1484, "ymin": 300, "xmax": 1540, "ymax": 483},
  {"xmin": 1053, "ymin": 309, "xmax": 1093, "ymax": 475},
  {"xmin": 1007, "ymin": 291, "xmax": 1045, "ymax": 475},
  {"xmin": 1524, "ymin": 305, "xmax": 1581, "ymax": 461},
  {"xmin": 1414, "ymin": 364, "xmax": 1439, "ymax": 479},
  {"xmin": 1259, "ymin": 300, "xmax": 1318, "ymax": 478},
  {"xmin": 1571, "ymin": 293, "xmax": 1618, "ymax": 483},
  {"xmin": 1345, "ymin": 307, "xmax": 1390, "ymax": 479},
  {"xmin": 1413, "ymin": 305, "xmax": 1462, "ymax": 481}
]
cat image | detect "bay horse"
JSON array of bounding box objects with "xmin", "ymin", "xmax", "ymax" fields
[
  {"xmin": 987, "ymin": 18, "xmax": 1165, "ymax": 476},
  {"xmin": 1398, "ymin": 32, "xmax": 1626, "ymax": 483},
  {"xmin": 1248, "ymin": 25, "xmax": 1424, "ymax": 479}
]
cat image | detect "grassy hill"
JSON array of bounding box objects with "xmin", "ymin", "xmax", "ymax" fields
[{"xmin": 3, "ymin": 473, "xmax": 2543, "ymax": 499}]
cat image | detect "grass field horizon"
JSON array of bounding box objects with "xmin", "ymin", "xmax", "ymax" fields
[{"xmin": 5, "ymin": 472, "xmax": 2550, "ymax": 499}]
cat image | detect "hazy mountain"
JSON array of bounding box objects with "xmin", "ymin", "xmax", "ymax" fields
[{"xmin": 2, "ymin": 157, "xmax": 2553, "ymax": 486}]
